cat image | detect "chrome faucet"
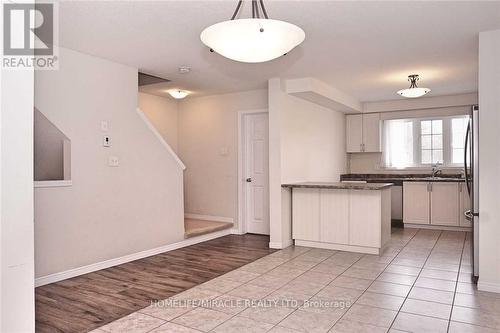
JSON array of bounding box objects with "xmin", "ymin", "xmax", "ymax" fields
[{"xmin": 431, "ymin": 163, "xmax": 443, "ymax": 178}]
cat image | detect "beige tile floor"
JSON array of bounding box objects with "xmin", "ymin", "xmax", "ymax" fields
[{"xmin": 91, "ymin": 228, "xmax": 500, "ymax": 333}]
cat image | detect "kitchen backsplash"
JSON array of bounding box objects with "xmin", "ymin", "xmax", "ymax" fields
[{"xmin": 348, "ymin": 152, "xmax": 463, "ymax": 175}]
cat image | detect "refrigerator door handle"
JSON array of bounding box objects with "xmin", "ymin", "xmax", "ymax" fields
[{"xmin": 464, "ymin": 120, "xmax": 471, "ymax": 195}]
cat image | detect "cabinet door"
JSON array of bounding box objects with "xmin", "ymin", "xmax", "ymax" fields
[
  {"xmin": 430, "ymin": 182, "xmax": 460, "ymax": 226},
  {"xmin": 320, "ymin": 189, "xmax": 349, "ymax": 244},
  {"xmin": 349, "ymin": 190, "xmax": 381, "ymax": 248},
  {"xmin": 459, "ymin": 183, "xmax": 472, "ymax": 227},
  {"xmin": 292, "ymin": 188, "xmax": 320, "ymax": 241},
  {"xmin": 403, "ymin": 182, "xmax": 430, "ymax": 224},
  {"xmin": 362, "ymin": 113, "xmax": 381, "ymax": 152},
  {"xmin": 346, "ymin": 114, "xmax": 363, "ymax": 153}
]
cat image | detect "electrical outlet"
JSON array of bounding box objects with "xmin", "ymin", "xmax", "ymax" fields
[
  {"xmin": 103, "ymin": 135, "xmax": 111, "ymax": 147},
  {"xmin": 108, "ymin": 156, "xmax": 119, "ymax": 167}
]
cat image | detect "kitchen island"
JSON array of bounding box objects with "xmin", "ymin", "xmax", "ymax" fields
[{"xmin": 282, "ymin": 182, "xmax": 393, "ymax": 255}]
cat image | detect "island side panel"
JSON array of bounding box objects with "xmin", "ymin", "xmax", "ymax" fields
[
  {"xmin": 292, "ymin": 188, "xmax": 320, "ymax": 241},
  {"xmin": 349, "ymin": 190, "xmax": 382, "ymax": 248},
  {"xmin": 319, "ymin": 189, "xmax": 349, "ymax": 245},
  {"xmin": 381, "ymin": 188, "xmax": 392, "ymax": 248}
]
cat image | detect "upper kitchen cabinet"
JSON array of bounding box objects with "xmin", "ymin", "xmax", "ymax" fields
[
  {"xmin": 346, "ymin": 113, "xmax": 381, "ymax": 153},
  {"xmin": 346, "ymin": 114, "xmax": 363, "ymax": 152},
  {"xmin": 363, "ymin": 113, "xmax": 382, "ymax": 152}
]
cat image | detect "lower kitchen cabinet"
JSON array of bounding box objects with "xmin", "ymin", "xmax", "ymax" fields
[
  {"xmin": 403, "ymin": 182, "xmax": 430, "ymax": 225},
  {"xmin": 403, "ymin": 181, "xmax": 467, "ymax": 228},
  {"xmin": 459, "ymin": 183, "xmax": 472, "ymax": 227},
  {"xmin": 430, "ymin": 183, "xmax": 459, "ymax": 226}
]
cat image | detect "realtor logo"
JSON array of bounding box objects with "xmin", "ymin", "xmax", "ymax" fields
[{"xmin": 2, "ymin": 2, "xmax": 58, "ymax": 69}]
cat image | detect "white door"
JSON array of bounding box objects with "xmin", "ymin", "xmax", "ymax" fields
[{"xmin": 244, "ymin": 113, "xmax": 270, "ymax": 234}]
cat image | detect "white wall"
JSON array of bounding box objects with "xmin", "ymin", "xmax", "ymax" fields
[
  {"xmin": 478, "ymin": 29, "xmax": 500, "ymax": 293},
  {"xmin": 1, "ymin": 63, "xmax": 35, "ymax": 331},
  {"xmin": 269, "ymin": 78, "xmax": 347, "ymax": 248},
  {"xmin": 177, "ymin": 89, "xmax": 268, "ymax": 224},
  {"xmin": 138, "ymin": 92, "xmax": 179, "ymax": 153},
  {"xmin": 280, "ymin": 93, "xmax": 346, "ymax": 183},
  {"xmin": 34, "ymin": 48, "xmax": 185, "ymax": 278}
]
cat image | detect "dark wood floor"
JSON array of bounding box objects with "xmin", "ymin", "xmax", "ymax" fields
[{"xmin": 35, "ymin": 234, "xmax": 274, "ymax": 333}]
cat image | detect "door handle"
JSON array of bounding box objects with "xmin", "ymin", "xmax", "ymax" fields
[
  {"xmin": 246, "ymin": 178, "xmax": 252, "ymax": 183},
  {"xmin": 464, "ymin": 210, "xmax": 473, "ymax": 220}
]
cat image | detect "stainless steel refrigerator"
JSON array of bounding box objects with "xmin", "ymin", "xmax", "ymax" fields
[{"xmin": 464, "ymin": 105, "xmax": 479, "ymax": 283}]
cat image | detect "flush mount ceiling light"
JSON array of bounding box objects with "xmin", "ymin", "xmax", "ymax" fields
[
  {"xmin": 200, "ymin": 0, "xmax": 305, "ymax": 63},
  {"xmin": 397, "ymin": 74, "xmax": 431, "ymax": 98},
  {"xmin": 168, "ymin": 89, "xmax": 189, "ymax": 99}
]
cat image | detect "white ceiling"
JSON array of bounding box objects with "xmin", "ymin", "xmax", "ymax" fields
[{"xmin": 58, "ymin": 1, "xmax": 500, "ymax": 102}]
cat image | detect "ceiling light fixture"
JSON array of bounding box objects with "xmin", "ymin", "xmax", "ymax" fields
[
  {"xmin": 168, "ymin": 89, "xmax": 189, "ymax": 99},
  {"xmin": 200, "ymin": 0, "xmax": 305, "ymax": 63},
  {"xmin": 397, "ymin": 74, "xmax": 431, "ymax": 98}
]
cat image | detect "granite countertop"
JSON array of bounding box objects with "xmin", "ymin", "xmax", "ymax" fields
[
  {"xmin": 281, "ymin": 182, "xmax": 393, "ymax": 190},
  {"xmin": 340, "ymin": 174, "xmax": 464, "ymax": 186}
]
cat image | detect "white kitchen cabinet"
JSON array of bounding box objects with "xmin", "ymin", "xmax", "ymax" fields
[
  {"xmin": 459, "ymin": 183, "xmax": 472, "ymax": 227},
  {"xmin": 363, "ymin": 113, "xmax": 382, "ymax": 152},
  {"xmin": 320, "ymin": 189, "xmax": 349, "ymax": 244},
  {"xmin": 403, "ymin": 181, "xmax": 469, "ymax": 229},
  {"xmin": 292, "ymin": 188, "xmax": 320, "ymax": 241},
  {"xmin": 430, "ymin": 183, "xmax": 460, "ymax": 226},
  {"xmin": 403, "ymin": 182, "xmax": 430, "ymax": 224},
  {"xmin": 346, "ymin": 113, "xmax": 381, "ymax": 153},
  {"xmin": 346, "ymin": 114, "xmax": 363, "ymax": 152}
]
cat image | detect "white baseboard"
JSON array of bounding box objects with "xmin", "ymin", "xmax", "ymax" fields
[
  {"xmin": 269, "ymin": 239, "xmax": 293, "ymax": 249},
  {"xmin": 404, "ymin": 223, "xmax": 472, "ymax": 232},
  {"xmin": 295, "ymin": 239, "xmax": 380, "ymax": 255},
  {"xmin": 185, "ymin": 213, "xmax": 234, "ymax": 224},
  {"xmin": 230, "ymin": 228, "xmax": 245, "ymax": 235},
  {"xmin": 478, "ymin": 280, "xmax": 500, "ymax": 294},
  {"xmin": 35, "ymin": 229, "xmax": 231, "ymax": 287}
]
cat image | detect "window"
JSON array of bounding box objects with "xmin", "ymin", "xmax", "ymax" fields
[
  {"xmin": 420, "ymin": 119, "xmax": 443, "ymax": 164},
  {"xmin": 383, "ymin": 115, "xmax": 469, "ymax": 168},
  {"xmin": 451, "ymin": 117, "xmax": 469, "ymax": 164}
]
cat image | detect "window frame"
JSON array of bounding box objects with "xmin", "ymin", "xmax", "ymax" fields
[{"xmin": 383, "ymin": 115, "xmax": 469, "ymax": 169}]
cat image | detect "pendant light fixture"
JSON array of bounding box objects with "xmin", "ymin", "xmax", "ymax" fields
[
  {"xmin": 200, "ymin": 0, "xmax": 305, "ymax": 63},
  {"xmin": 168, "ymin": 89, "xmax": 189, "ymax": 99},
  {"xmin": 397, "ymin": 74, "xmax": 431, "ymax": 98}
]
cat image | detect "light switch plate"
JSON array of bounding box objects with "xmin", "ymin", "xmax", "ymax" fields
[
  {"xmin": 101, "ymin": 121, "xmax": 109, "ymax": 131},
  {"xmin": 108, "ymin": 156, "xmax": 119, "ymax": 167}
]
